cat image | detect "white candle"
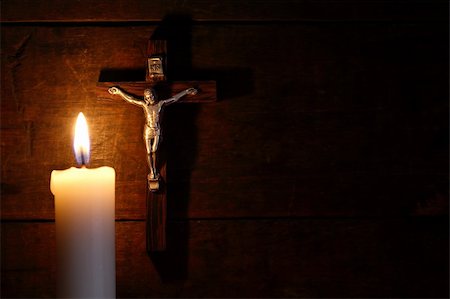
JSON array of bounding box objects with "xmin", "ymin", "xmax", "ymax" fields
[{"xmin": 50, "ymin": 112, "xmax": 116, "ymax": 298}]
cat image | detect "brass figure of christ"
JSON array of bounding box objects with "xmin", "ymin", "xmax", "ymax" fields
[{"xmin": 108, "ymin": 86, "xmax": 198, "ymax": 191}]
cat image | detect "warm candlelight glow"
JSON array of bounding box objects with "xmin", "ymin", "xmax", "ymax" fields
[
  {"xmin": 73, "ymin": 112, "xmax": 90, "ymax": 165},
  {"xmin": 51, "ymin": 111, "xmax": 115, "ymax": 298}
]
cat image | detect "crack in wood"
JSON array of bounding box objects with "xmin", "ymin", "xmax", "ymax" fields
[
  {"xmin": 64, "ymin": 58, "xmax": 89, "ymax": 94},
  {"xmin": 7, "ymin": 34, "xmax": 31, "ymax": 115},
  {"xmin": 26, "ymin": 122, "xmax": 34, "ymax": 157}
]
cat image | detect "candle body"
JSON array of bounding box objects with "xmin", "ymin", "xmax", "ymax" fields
[{"xmin": 50, "ymin": 166, "xmax": 116, "ymax": 298}]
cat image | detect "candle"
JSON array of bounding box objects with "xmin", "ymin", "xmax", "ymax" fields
[{"xmin": 50, "ymin": 112, "xmax": 116, "ymax": 298}]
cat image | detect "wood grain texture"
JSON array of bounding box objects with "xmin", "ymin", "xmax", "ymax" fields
[
  {"xmin": 1, "ymin": 0, "xmax": 447, "ymax": 22},
  {"xmin": 1, "ymin": 4, "xmax": 448, "ymax": 297},
  {"xmin": 1, "ymin": 218, "xmax": 448, "ymax": 298},
  {"xmin": 1, "ymin": 24, "xmax": 447, "ymax": 220}
]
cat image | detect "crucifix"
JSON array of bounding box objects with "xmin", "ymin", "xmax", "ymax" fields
[{"xmin": 97, "ymin": 39, "xmax": 216, "ymax": 252}]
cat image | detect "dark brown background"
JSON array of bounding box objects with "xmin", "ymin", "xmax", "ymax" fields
[{"xmin": 1, "ymin": 1, "xmax": 448, "ymax": 298}]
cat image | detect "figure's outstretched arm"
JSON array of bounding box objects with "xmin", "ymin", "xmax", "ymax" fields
[
  {"xmin": 162, "ymin": 88, "xmax": 198, "ymax": 105},
  {"xmin": 108, "ymin": 87, "xmax": 144, "ymax": 107}
]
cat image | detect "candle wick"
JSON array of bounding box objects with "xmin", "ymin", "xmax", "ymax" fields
[{"xmin": 80, "ymin": 153, "xmax": 87, "ymax": 167}]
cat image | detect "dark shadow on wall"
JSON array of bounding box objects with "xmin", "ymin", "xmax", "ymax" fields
[
  {"xmin": 99, "ymin": 13, "xmax": 253, "ymax": 283},
  {"xmin": 149, "ymin": 14, "xmax": 253, "ymax": 283}
]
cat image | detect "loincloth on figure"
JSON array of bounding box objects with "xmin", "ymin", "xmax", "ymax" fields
[{"xmin": 144, "ymin": 124, "xmax": 160, "ymax": 139}]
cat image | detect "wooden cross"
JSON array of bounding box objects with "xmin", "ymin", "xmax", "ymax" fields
[{"xmin": 97, "ymin": 39, "xmax": 216, "ymax": 252}]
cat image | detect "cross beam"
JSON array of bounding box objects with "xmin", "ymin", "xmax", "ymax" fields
[{"xmin": 97, "ymin": 81, "xmax": 216, "ymax": 103}]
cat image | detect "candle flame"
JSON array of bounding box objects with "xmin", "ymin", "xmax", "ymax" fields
[{"xmin": 73, "ymin": 112, "xmax": 90, "ymax": 165}]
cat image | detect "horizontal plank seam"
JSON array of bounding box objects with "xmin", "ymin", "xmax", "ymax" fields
[
  {"xmin": 1, "ymin": 19, "xmax": 447, "ymax": 27},
  {"xmin": 1, "ymin": 215, "xmax": 447, "ymax": 223}
]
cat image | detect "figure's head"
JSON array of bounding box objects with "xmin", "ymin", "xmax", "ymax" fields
[{"xmin": 144, "ymin": 88, "xmax": 156, "ymax": 104}]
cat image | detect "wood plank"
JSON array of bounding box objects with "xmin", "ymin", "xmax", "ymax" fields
[
  {"xmin": 1, "ymin": 218, "xmax": 448, "ymax": 298},
  {"xmin": 1, "ymin": 24, "xmax": 447, "ymax": 220},
  {"xmin": 1, "ymin": 0, "xmax": 447, "ymax": 22}
]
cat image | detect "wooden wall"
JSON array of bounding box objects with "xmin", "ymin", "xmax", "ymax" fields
[{"xmin": 1, "ymin": 1, "xmax": 448, "ymax": 297}]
